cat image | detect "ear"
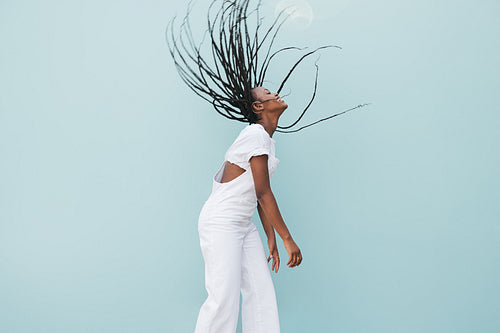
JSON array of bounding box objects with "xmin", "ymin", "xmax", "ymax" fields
[{"xmin": 252, "ymin": 101, "xmax": 263, "ymax": 113}]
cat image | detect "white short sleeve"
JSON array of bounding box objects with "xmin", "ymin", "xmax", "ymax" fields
[
  {"xmin": 224, "ymin": 124, "xmax": 271, "ymax": 168},
  {"xmin": 245, "ymin": 128, "xmax": 271, "ymax": 162}
]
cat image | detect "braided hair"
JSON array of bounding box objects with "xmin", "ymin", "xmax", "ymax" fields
[{"xmin": 166, "ymin": 0, "xmax": 368, "ymax": 133}]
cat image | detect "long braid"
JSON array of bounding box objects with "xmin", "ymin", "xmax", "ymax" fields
[{"xmin": 166, "ymin": 0, "xmax": 368, "ymax": 132}]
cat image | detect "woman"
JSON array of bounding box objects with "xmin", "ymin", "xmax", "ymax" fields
[
  {"xmin": 166, "ymin": 1, "xmax": 367, "ymax": 332},
  {"xmin": 195, "ymin": 86, "xmax": 299, "ymax": 332}
]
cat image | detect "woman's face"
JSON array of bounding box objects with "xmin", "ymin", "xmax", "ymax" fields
[{"xmin": 251, "ymin": 87, "xmax": 288, "ymax": 114}]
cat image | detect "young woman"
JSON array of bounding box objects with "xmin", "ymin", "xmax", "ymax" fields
[
  {"xmin": 195, "ymin": 86, "xmax": 300, "ymax": 332},
  {"xmin": 166, "ymin": 1, "xmax": 367, "ymax": 332}
]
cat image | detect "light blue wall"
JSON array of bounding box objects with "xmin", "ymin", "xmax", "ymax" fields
[{"xmin": 1, "ymin": 0, "xmax": 499, "ymax": 332}]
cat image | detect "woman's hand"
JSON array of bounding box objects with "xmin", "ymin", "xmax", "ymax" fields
[
  {"xmin": 267, "ymin": 237, "xmax": 280, "ymax": 273},
  {"xmin": 283, "ymin": 237, "xmax": 302, "ymax": 268}
]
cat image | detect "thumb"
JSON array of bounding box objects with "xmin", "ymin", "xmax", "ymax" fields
[{"xmin": 267, "ymin": 254, "xmax": 272, "ymax": 262}]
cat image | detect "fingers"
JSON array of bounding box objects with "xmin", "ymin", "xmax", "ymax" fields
[
  {"xmin": 273, "ymin": 254, "xmax": 280, "ymax": 273},
  {"xmin": 295, "ymin": 252, "xmax": 302, "ymax": 267},
  {"xmin": 287, "ymin": 252, "xmax": 302, "ymax": 268},
  {"xmin": 268, "ymin": 251, "xmax": 280, "ymax": 273}
]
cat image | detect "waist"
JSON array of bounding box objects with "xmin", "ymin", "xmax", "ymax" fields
[{"xmin": 199, "ymin": 195, "xmax": 257, "ymax": 222}]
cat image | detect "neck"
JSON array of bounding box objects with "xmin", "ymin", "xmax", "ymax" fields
[{"xmin": 256, "ymin": 115, "xmax": 279, "ymax": 138}]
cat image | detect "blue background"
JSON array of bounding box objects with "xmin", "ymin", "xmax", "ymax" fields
[{"xmin": 1, "ymin": 0, "xmax": 499, "ymax": 332}]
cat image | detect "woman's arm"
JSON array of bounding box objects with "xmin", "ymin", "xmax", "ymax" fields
[
  {"xmin": 250, "ymin": 154, "xmax": 302, "ymax": 268},
  {"xmin": 257, "ymin": 202, "xmax": 280, "ymax": 272},
  {"xmin": 257, "ymin": 202, "xmax": 276, "ymax": 241}
]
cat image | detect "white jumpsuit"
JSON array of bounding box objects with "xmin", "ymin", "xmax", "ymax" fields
[{"xmin": 195, "ymin": 123, "xmax": 280, "ymax": 333}]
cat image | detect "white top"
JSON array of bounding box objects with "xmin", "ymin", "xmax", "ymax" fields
[
  {"xmin": 199, "ymin": 123, "xmax": 280, "ymax": 222},
  {"xmin": 224, "ymin": 123, "xmax": 279, "ymax": 177}
]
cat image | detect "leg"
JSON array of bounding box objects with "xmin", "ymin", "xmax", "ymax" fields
[
  {"xmin": 240, "ymin": 224, "xmax": 280, "ymax": 333},
  {"xmin": 195, "ymin": 222, "xmax": 244, "ymax": 333}
]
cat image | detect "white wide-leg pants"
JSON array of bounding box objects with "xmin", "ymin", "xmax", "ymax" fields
[{"xmin": 195, "ymin": 218, "xmax": 280, "ymax": 333}]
